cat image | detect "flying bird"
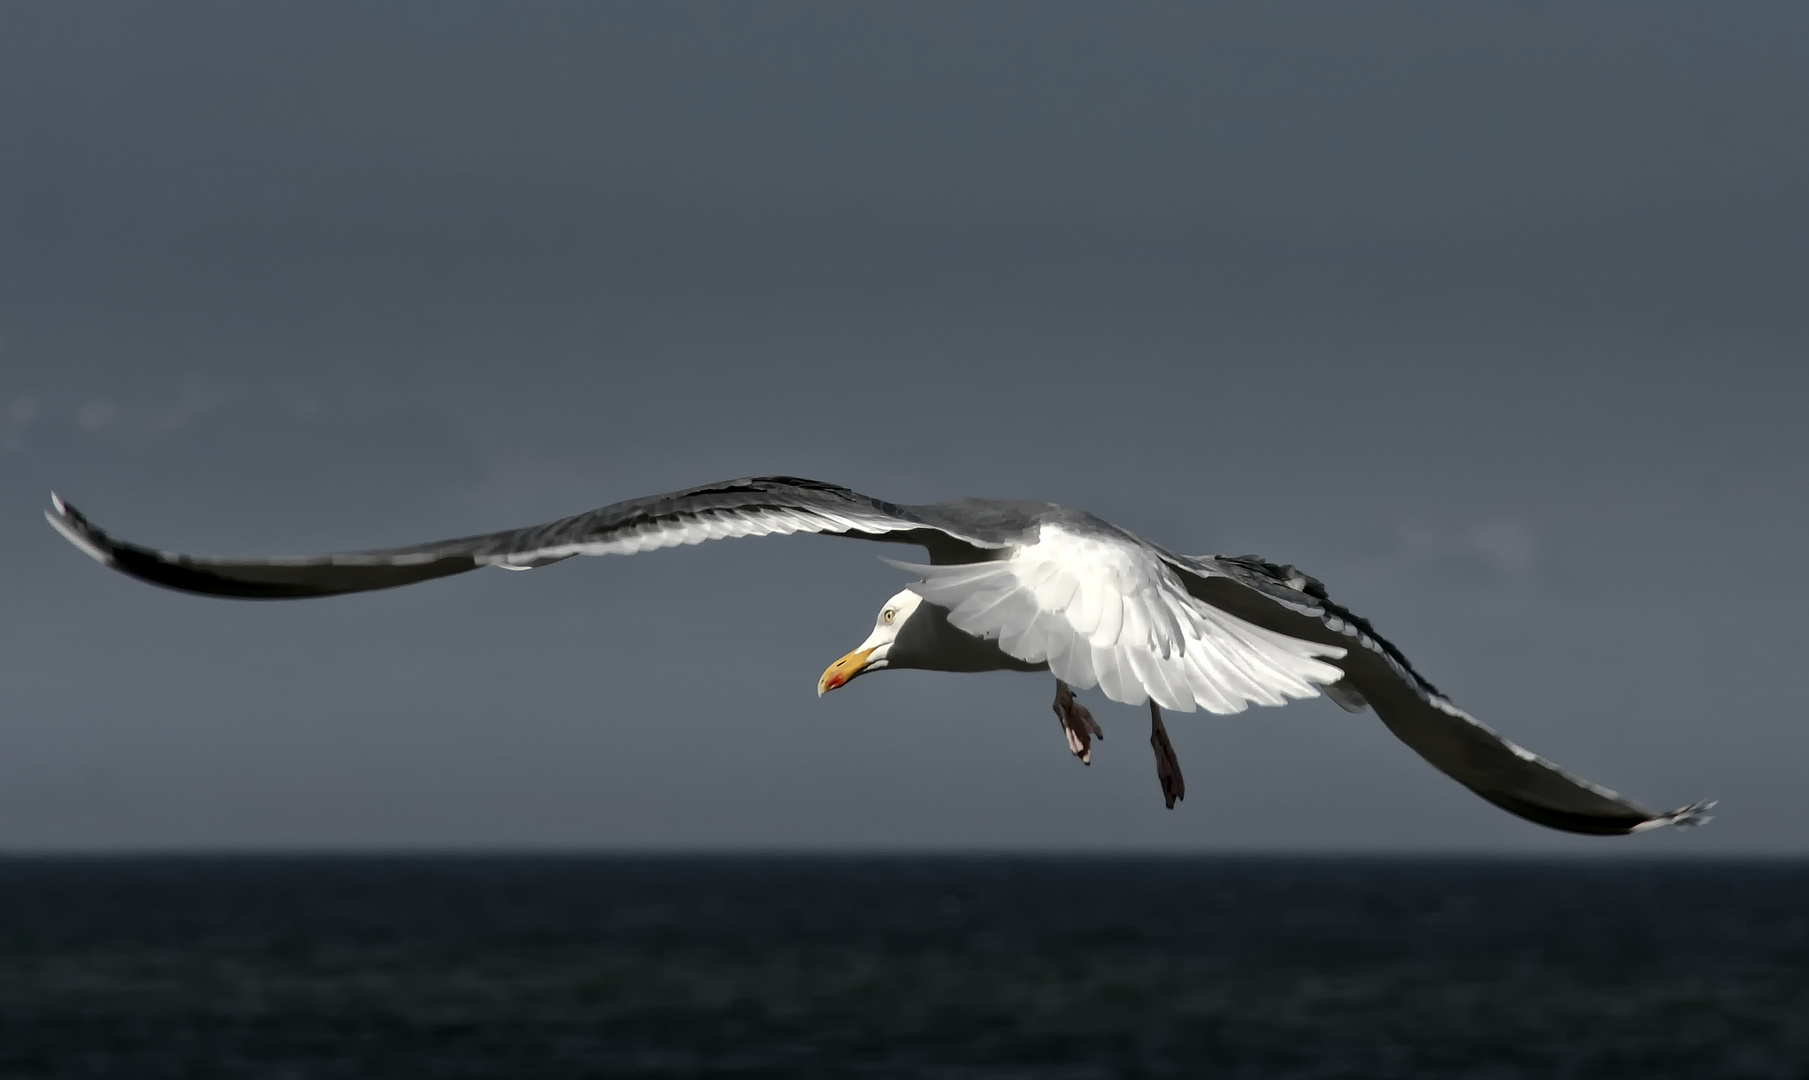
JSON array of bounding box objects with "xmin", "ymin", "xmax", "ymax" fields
[{"xmin": 44, "ymin": 476, "xmax": 1710, "ymax": 836}]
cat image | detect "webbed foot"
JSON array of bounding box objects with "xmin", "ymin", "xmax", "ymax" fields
[
  {"xmin": 1052, "ymin": 680, "xmax": 1104, "ymax": 764},
  {"xmin": 1149, "ymin": 701, "xmax": 1185, "ymax": 809}
]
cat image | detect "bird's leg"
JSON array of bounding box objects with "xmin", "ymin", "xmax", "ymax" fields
[
  {"xmin": 1149, "ymin": 701, "xmax": 1185, "ymax": 809},
  {"xmin": 1051, "ymin": 679, "xmax": 1104, "ymax": 765}
]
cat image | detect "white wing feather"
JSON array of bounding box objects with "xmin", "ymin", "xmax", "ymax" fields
[
  {"xmin": 486, "ymin": 506, "xmax": 913, "ymax": 565},
  {"xmin": 891, "ymin": 525, "xmax": 1348, "ymax": 713}
]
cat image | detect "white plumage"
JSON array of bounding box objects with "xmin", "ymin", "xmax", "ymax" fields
[
  {"xmin": 41, "ymin": 474, "xmax": 1712, "ymax": 837},
  {"xmin": 890, "ymin": 523, "xmax": 1345, "ymax": 713}
]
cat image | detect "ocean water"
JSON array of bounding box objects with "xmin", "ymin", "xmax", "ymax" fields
[{"xmin": 0, "ymin": 857, "xmax": 1805, "ymax": 1078}]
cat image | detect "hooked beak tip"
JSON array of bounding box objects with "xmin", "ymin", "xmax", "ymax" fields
[{"xmin": 818, "ymin": 647, "xmax": 875, "ymax": 697}]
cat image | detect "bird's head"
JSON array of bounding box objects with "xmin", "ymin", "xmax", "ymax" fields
[{"xmin": 818, "ymin": 588, "xmax": 925, "ymax": 696}]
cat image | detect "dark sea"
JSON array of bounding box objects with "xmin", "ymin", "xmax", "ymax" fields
[{"xmin": 1, "ymin": 856, "xmax": 1805, "ymax": 1079}]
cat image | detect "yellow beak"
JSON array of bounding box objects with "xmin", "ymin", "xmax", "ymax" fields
[{"xmin": 818, "ymin": 647, "xmax": 877, "ymax": 696}]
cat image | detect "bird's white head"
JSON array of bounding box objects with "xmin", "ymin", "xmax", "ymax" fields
[{"xmin": 817, "ymin": 588, "xmax": 925, "ymax": 696}]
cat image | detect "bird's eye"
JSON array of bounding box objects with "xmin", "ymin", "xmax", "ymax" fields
[{"xmin": 883, "ymin": 609, "xmax": 896, "ymax": 624}]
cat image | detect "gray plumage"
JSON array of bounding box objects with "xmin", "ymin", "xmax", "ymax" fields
[{"xmin": 44, "ymin": 475, "xmax": 1712, "ymax": 837}]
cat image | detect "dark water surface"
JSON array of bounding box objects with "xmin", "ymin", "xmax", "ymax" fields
[{"xmin": 1, "ymin": 856, "xmax": 1805, "ymax": 1078}]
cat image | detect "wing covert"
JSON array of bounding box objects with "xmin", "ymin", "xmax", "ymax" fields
[
  {"xmin": 45, "ymin": 477, "xmax": 1000, "ymax": 600},
  {"xmin": 890, "ymin": 523, "xmax": 1348, "ymax": 714},
  {"xmin": 1158, "ymin": 550, "xmax": 1712, "ymax": 836}
]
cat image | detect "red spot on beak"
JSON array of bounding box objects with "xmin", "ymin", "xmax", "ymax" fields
[{"xmin": 818, "ymin": 646, "xmax": 876, "ymax": 696}]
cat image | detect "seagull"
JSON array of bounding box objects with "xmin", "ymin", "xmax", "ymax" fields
[{"xmin": 43, "ymin": 475, "xmax": 1710, "ymax": 836}]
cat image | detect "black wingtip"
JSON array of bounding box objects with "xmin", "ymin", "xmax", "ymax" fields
[
  {"xmin": 44, "ymin": 493, "xmax": 115, "ymax": 566},
  {"xmin": 1649, "ymin": 798, "xmax": 1717, "ymax": 831}
]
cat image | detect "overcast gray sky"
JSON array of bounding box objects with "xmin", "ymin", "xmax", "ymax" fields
[{"xmin": 3, "ymin": 3, "xmax": 1806, "ymax": 853}]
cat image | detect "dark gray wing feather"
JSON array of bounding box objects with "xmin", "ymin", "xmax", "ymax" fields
[
  {"xmin": 45, "ymin": 476, "xmax": 999, "ymax": 600},
  {"xmin": 1158, "ymin": 550, "xmax": 1712, "ymax": 837}
]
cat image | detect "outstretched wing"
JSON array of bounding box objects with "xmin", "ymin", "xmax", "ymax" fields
[
  {"xmin": 889, "ymin": 519, "xmax": 1349, "ymax": 715},
  {"xmin": 1159, "ymin": 550, "xmax": 1713, "ymax": 837},
  {"xmin": 45, "ymin": 476, "xmax": 1003, "ymax": 600}
]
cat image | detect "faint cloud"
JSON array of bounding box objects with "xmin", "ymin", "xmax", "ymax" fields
[
  {"xmin": 1396, "ymin": 515, "xmax": 1539, "ymax": 578},
  {"xmin": 75, "ymin": 400, "xmax": 120, "ymax": 431},
  {"xmin": 1467, "ymin": 518, "xmax": 1538, "ymax": 575},
  {"xmin": 4, "ymin": 396, "xmax": 41, "ymax": 451},
  {"xmin": 55, "ymin": 380, "xmax": 249, "ymax": 445},
  {"xmin": 142, "ymin": 379, "xmax": 243, "ymax": 436},
  {"xmin": 1334, "ymin": 514, "xmax": 1551, "ymax": 628}
]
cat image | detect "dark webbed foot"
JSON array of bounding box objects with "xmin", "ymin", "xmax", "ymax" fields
[
  {"xmin": 1052, "ymin": 680, "xmax": 1104, "ymax": 764},
  {"xmin": 1148, "ymin": 701, "xmax": 1185, "ymax": 809}
]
